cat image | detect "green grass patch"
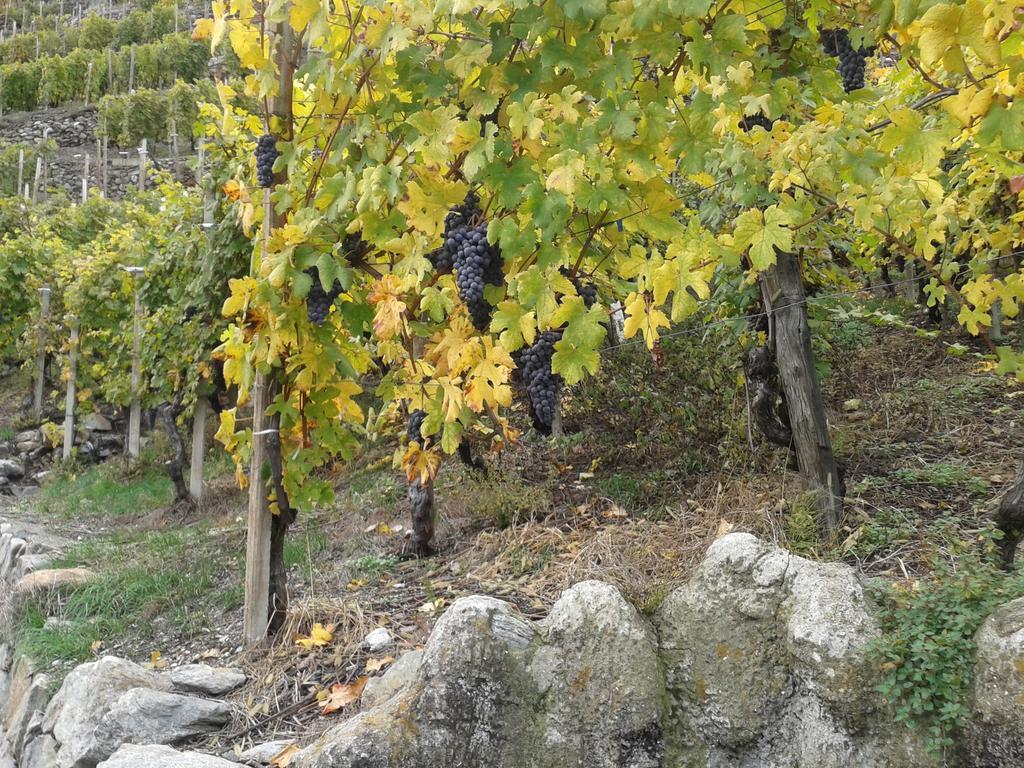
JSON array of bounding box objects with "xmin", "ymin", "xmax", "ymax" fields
[
  {"xmin": 12, "ymin": 522, "xmax": 239, "ymax": 675},
  {"xmin": 871, "ymin": 543, "xmax": 1024, "ymax": 756},
  {"xmin": 351, "ymin": 554, "xmax": 400, "ymax": 579},
  {"xmin": 35, "ymin": 463, "xmax": 174, "ymax": 520}
]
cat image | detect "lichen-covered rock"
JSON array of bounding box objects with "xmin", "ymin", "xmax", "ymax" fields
[
  {"xmin": 528, "ymin": 581, "xmax": 665, "ymax": 767},
  {"xmin": 49, "ymin": 656, "xmax": 173, "ymax": 768},
  {"xmin": 654, "ymin": 533, "xmax": 931, "ymax": 768},
  {"xmin": 965, "ymin": 595, "xmax": 1024, "ymax": 766},
  {"xmin": 360, "ymin": 650, "xmax": 423, "ymax": 709},
  {"xmin": 296, "ymin": 585, "xmax": 663, "ymax": 768}
]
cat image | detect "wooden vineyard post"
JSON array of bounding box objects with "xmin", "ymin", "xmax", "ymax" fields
[
  {"xmin": 760, "ymin": 250, "xmax": 843, "ymax": 534},
  {"xmin": 243, "ymin": 7, "xmax": 296, "ymax": 645},
  {"xmin": 126, "ymin": 268, "xmax": 144, "ymax": 458},
  {"xmin": 189, "ymin": 397, "xmax": 207, "ymax": 500},
  {"xmin": 101, "ymin": 136, "xmax": 109, "ymax": 196},
  {"xmin": 33, "ymin": 286, "xmax": 51, "ymax": 417},
  {"xmin": 81, "ymin": 153, "xmax": 89, "ymax": 202},
  {"xmin": 170, "ymin": 117, "xmax": 179, "ymax": 181},
  {"xmin": 243, "ymin": 365, "xmax": 272, "ymax": 645},
  {"xmin": 991, "ymin": 300, "xmax": 1003, "ymax": 344},
  {"xmin": 84, "ymin": 61, "xmax": 93, "ymax": 106},
  {"xmin": 32, "ymin": 156, "xmax": 42, "ymax": 202},
  {"xmin": 16, "ymin": 148, "xmax": 23, "ymax": 195},
  {"xmin": 107, "ymin": 47, "xmax": 112, "ymax": 92},
  {"xmin": 242, "ymin": 183, "xmax": 276, "ymax": 645},
  {"xmin": 128, "ymin": 44, "xmax": 136, "ymax": 93},
  {"xmin": 137, "ymin": 139, "xmax": 147, "ymax": 191},
  {"xmin": 62, "ymin": 319, "xmax": 79, "ymax": 461}
]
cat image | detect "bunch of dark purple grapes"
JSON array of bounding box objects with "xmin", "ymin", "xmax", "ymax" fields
[
  {"xmin": 255, "ymin": 134, "xmax": 278, "ymax": 188},
  {"xmin": 440, "ymin": 193, "xmax": 503, "ymax": 330},
  {"xmin": 305, "ymin": 266, "xmax": 342, "ymax": 325},
  {"xmin": 342, "ymin": 232, "xmax": 369, "ymax": 264},
  {"xmin": 407, "ymin": 409, "xmax": 431, "ymax": 447},
  {"xmin": 516, "ymin": 330, "xmax": 564, "ymax": 435},
  {"xmin": 821, "ymin": 29, "xmax": 873, "ymax": 93},
  {"xmin": 740, "ymin": 113, "xmax": 774, "ymax": 133},
  {"xmin": 428, "ymin": 192, "xmax": 482, "ymax": 274},
  {"xmin": 562, "ymin": 268, "xmax": 597, "ymax": 308}
]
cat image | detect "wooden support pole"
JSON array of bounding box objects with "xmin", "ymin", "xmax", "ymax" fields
[
  {"xmin": 170, "ymin": 117, "xmax": 179, "ymax": 180},
  {"xmin": 991, "ymin": 299, "xmax": 1003, "ymax": 344},
  {"xmin": 127, "ymin": 272, "xmax": 143, "ymax": 458},
  {"xmin": 760, "ymin": 250, "xmax": 843, "ymax": 534},
  {"xmin": 137, "ymin": 139, "xmax": 147, "ymax": 191},
  {"xmin": 243, "ymin": 367, "xmax": 271, "ymax": 645},
  {"xmin": 189, "ymin": 397, "xmax": 207, "ymax": 500},
  {"xmin": 33, "ymin": 286, "xmax": 51, "ymax": 417},
  {"xmin": 81, "ymin": 152, "xmax": 89, "ymax": 202},
  {"xmin": 128, "ymin": 44, "xmax": 136, "ymax": 92},
  {"xmin": 16, "ymin": 148, "xmax": 24, "ymax": 195},
  {"xmin": 32, "ymin": 156, "xmax": 42, "ymax": 202},
  {"xmin": 84, "ymin": 61, "xmax": 93, "ymax": 107},
  {"xmin": 101, "ymin": 136, "xmax": 109, "ymax": 196},
  {"xmin": 62, "ymin": 319, "xmax": 79, "ymax": 461}
]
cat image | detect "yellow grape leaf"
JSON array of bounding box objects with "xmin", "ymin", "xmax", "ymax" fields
[
  {"xmin": 368, "ymin": 275, "xmax": 408, "ymax": 340},
  {"xmin": 546, "ymin": 150, "xmax": 585, "ymax": 196},
  {"xmin": 289, "ymin": 0, "xmax": 321, "ymax": 33},
  {"xmin": 622, "ymin": 293, "xmax": 670, "ymax": 350},
  {"xmin": 319, "ymin": 677, "xmax": 368, "ymax": 715},
  {"xmin": 228, "ymin": 23, "xmax": 267, "ymax": 70},
  {"xmin": 192, "ymin": 17, "xmax": 214, "ymax": 41},
  {"xmin": 210, "ymin": 0, "xmax": 228, "ymax": 50},
  {"xmin": 916, "ymin": 0, "xmax": 1001, "ymax": 70},
  {"xmin": 732, "ymin": 205, "xmax": 791, "ymax": 270},
  {"xmin": 943, "ymin": 85, "xmax": 994, "ymax": 127},
  {"xmin": 295, "ymin": 622, "xmax": 335, "ymax": 650},
  {"xmin": 417, "ymin": 598, "xmax": 446, "ymax": 613},
  {"xmin": 402, "ymin": 442, "xmax": 442, "ymax": 484},
  {"xmin": 464, "ymin": 338, "xmax": 514, "ymax": 412}
]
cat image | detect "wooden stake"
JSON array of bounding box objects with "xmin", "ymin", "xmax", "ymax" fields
[
  {"xmin": 127, "ymin": 273, "xmax": 143, "ymax": 458},
  {"xmin": 101, "ymin": 136, "xmax": 109, "ymax": 196},
  {"xmin": 16, "ymin": 148, "xmax": 23, "ymax": 195},
  {"xmin": 137, "ymin": 139, "xmax": 147, "ymax": 191},
  {"xmin": 33, "ymin": 287, "xmax": 51, "ymax": 417},
  {"xmin": 62, "ymin": 319, "xmax": 79, "ymax": 461},
  {"xmin": 189, "ymin": 397, "xmax": 207, "ymax": 500},
  {"xmin": 84, "ymin": 61, "xmax": 93, "ymax": 106},
  {"xmin": 170, "ymin": 117, "xmax": 179, "ymax": 180},
  {"xmin": 760, "ymin": 251, "xmax": 843, "ymax": 534},
  {"xmin": 128, "ymin": 44, "xmax": 135, "ymax": 92},
  {"xmin": 991, "ymin": 299, "xmax": 1004, "ymax": 344},
  {"xmin": 81, "ymin": 153, "xmax": 89, "ymax": 202},
  {"xmin": 243, "ymin": 185, "xmax": 275, "ymax": 646},
  {"xmin": 32, "ymin": 156, "xmax": 42, "ymax": 202}
]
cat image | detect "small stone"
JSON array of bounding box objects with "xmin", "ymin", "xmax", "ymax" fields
[
  {"xmin": 232, "ymin": 740, "xmax": 295, "ymax": 765},
  {"xmin": 363, "ymin": 628, "xmax": 393, "ymax": 653},
  {"xmin": 13, "ymin": 568, "xmax": 94, "ymax": 598},
  {"xmin": 170, "ymin": 664, "xmax": 247, "ymax": 696},
  {"xmin": 82, "ymin": 413, "xmax": 113, "ymax": 431},
  {"xmin": 0, "ymin": 460, "xmax": 25, "ymax": 480}
]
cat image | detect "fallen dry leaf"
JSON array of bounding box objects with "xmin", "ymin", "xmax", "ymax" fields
[
  {"xmin": 319, "ymin": 677, "xmax": 368, "ymax": 715},
  {"xmin": 417, "ymin": 598, "xmax": 445, "ymax": 614},
  {"xmin": 270, "ymin": 743, "xmax": 301, "ymax": 767},
  {"xmin": 715, "ymin": 519, "xmax": 735, "ymax": 539},
  {"xmin": 145, "ymin": 651, "xmax": 168, "ymax": 670},
  {"xmin": 295, "ymin": 622, "xmax": 335, "ymax": 650},
  {"xmin": 90, "ymin": 640, "xmax": 103, "ymax": 655},
  {"xmin": 365, "ymin": 655, "xmax": 395, "ymax": 673}
]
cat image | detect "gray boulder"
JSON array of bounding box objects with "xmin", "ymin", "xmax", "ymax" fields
[
  {"xmin": 169, "ymin": 665, "xmax": 246, "ymax": 696},
  {"xmin": 49, "ymin": 656, "xmax": 173, "ymax": 768},
  {"xmin": 0, "ymin": 461, "xmax": 23, "ymax": 481},
  {"xmin": 965, "ymin": 595, "xmax": 1024, "ymax": 766},
  {"xmin": 86, "ymin": 689, "xmax": 232, "ymax": 765},
  {"xmin": 21, "ymin": 735, "xmax": 58, "ymax": 768},
  {"xmin": 97, "ymin": 744, "xmax": 239, "ymax": 768},
  {"xmin": 361, "ymin": 650, "xmax": 423, "ymax": 708},
  {"xmin": 655, "ymin": 533, "xmax": 929, "ymax": 767},
  {"xmin": 296, "ymin": 583, "xmax": 664, "ymax": 768}
]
